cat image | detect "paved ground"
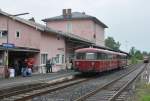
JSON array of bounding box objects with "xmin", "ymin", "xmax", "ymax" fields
[{"xmin": 0, "ymin": 70, "xmax": 79, "ymax": 90}]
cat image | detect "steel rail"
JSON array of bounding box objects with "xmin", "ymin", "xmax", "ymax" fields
[
  {"xmin": 2, "ymin": 77, "xmax": 93, "ymax": 101},
  {"xmin": 0, "ymin": 75, "xmax": 80, "ymax": 99},
  {"xmin": 74, "ymin": 63, "xmax": 145, "ymax": 101},
  {"xmin": 0, "ymin": 73, "xmax": 81, "ymax": 99},
  {"xmin": 109, "ymin": 63, "xmax": 148, "ymax": 101}
]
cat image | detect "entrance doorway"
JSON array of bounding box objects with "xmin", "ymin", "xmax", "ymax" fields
[{"xmin": 8, "ymin": 51, "xmax": 38, "ymax": 76}]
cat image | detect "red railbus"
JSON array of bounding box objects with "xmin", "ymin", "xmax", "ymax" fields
[{"xmin": 74, "ymin": 48, "xmax": 127, "ymax": 73}]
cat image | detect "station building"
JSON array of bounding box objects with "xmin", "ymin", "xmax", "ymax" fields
[
  {"xmin": 42, "ymin": 9, "xmax": 108, "ymax": 59},
  {"xmin": 0, "ymin": 9, "xmax": 107, "ymax": 77}
]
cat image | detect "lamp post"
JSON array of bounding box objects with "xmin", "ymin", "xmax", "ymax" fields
[{"xmin": 4, "ymin": 12, "xmax": 29, "ymax": 78}]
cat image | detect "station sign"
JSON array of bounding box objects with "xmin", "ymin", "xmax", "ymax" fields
[{"xmin": 2, "ymin": 43, "xmax": 15, "ymax": 48}]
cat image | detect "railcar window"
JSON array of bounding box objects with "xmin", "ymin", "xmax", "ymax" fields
[
  {"xmin": 102, "ymin": 53, "xmax": 107, "ymax": 60},
  {"xmin": 118, "ymin": 55, "xmax": 121, "ymax": 59},
  {"xmin": 108, "ymin": 54, "xmax": 113, "ymax": 59},
  {"xmin": 86, "ymin": 53, "xmax": 96, "ymax": 60},
  {"xmin": 97, "ymin": 53, "xmax": 107, "ymax": 60},
  {"xmin": 97, "ymin": 53, "xmax": 102, "ymax": 59},
  {"xmin": 76, "ymin": 53, "xmax": 85, "ymax": 59},
  {"xmin": 113, "ymin": 55, "xmax": 117, "ymax": 59},
  {"xmin": 123, "ymin": 56, "xmax": 126, "ymax": 59}
]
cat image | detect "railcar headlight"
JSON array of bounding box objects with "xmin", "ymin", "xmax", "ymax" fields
[
  {"xmin": 91, "ymin": 62, "xmax": 95, "ymax": 66},
  {"xmin": 76, "ymin": 62, "xmax": 79, "ymax": 65}
]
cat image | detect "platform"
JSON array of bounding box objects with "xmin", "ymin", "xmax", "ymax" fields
[{"xmin": 0, "ymin": 70, "xmax": 79, "ymax": 90}]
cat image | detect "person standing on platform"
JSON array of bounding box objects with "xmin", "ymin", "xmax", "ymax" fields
[
  {"xmin": 50, "ymin": 59, "xmax": 53, "ymax": 72},
  {"xmin": 70, "ymin": 59, "xmax": 73, "ymax": 70},
  {"xmin": 27, "ymin": 58, "xmax": 34, "ymax": 77},
  {"xmin": 21, "ymin": 59, "xmax": 28, "ymax": 77},
  {"xmin": 14, "ymin": 60, "xmax": 19, "ymax": 76},
  {"xmin": 46, "ymin": 59, "xmax": 53, "ymax": 73}
]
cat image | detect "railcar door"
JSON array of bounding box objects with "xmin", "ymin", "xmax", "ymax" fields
[{"xmin": 117, "ymin": 55, "xmax": 120, "ymax": 68}]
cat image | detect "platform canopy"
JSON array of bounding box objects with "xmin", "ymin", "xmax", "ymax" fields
[{"xmin": 0, "ymin": 46, "xmax": 40, "ymax": 53}]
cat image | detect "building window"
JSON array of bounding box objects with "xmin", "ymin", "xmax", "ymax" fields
[
  {"xmin": 0, "ymin": 30, "xmax": 8, "ymax": 38},
  {"xmin": 55, "ymin": 54, "xmax": 60, "ymax": 64},
  {"xmin": 16, "ymin": 31, "xmax": 20, "ymax": 38},
  {"xmin": 55, "ymin": 54, "xmax": 64, "ymax": 64},
  {"xmin": 66, "ymin": 22, "xmax": 72, "ymax": 33},
  {"xmin": 62, "ymin": 55, "xmax": 64, "ymax": 63},
  {"xmin": 41, "ymin": 54, "xmax": 48, "ymax": 65},
  {"xmin": 0, "ymin": 53, "xmax": 3, "ymax": 65}
]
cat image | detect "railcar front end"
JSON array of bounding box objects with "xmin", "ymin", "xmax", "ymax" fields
[{"xmin": 74, "ymin": 52, "xmax": 97, "ymax": 72}]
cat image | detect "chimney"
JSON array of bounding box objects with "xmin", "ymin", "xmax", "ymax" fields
[
  {"xmin": 62, "ymin": 9, "xmax": 67, "ymax": 16},
  {"xmin": 67, "ymin": 9, "xmax": 72, "ymax": 15},
  {"xmin": 29, "ymin": 17, "xmax": 35, "ymax": 22},
  {"xmin": 82, "ymin": 12, "xmax": 85, "ymax": 15}
]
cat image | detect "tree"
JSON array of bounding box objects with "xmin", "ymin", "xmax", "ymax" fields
[
  {"xmin": 142, "ymin": 51, "xmax": 148, "ymax": 56},
  {"xmin": 129, "ymin": 47, "xmax": 136, "ymax": 56},
  {"xmin": 105, "ymin": 37, "xmax": 121, "ymax": 51},
  {"xmin": 129, "ymin": 47, "xmax": 137, "ymax": 64},
  {"xmin": 135, "ymin": 50, "xmax": 143, "ymax": 60},
  {"xmin": 129, "ymin": 47, "xmax": 144, "ymax": 64}
]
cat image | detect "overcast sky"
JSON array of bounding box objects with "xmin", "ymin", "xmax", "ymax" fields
[{"xmin": 0, "ymin": 0, "xmax": 149, "ymax": 52}]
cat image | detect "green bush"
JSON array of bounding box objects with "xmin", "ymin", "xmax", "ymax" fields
[
  {"xmin": 140, "ymin": 95, "xmax": 150, "ymax": 101},
  {"xmin": 130, "ymin": 57, "xmax": 138, "ymax": 64}
]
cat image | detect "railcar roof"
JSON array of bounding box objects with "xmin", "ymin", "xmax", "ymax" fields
[{"xmin": 75, "ymin": 48, "xmax": 127, "ymax": 56}]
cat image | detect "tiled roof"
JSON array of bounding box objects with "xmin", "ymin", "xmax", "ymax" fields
[
  {"xmin": 42, "ymin": 12, "xmax": 92, "ymax": 21},
  {"xmin": 42, "ymin": 12, "xmax": 108, "ymax": 28}
]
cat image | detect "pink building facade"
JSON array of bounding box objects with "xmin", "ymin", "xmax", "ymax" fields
[
  {"xmin": 43, "ymin": 9, "xmax": 108, "ymax": 46},
  {"xmin": 0, "ymin": 9, "xmax": 108, "ymax": 77},
  {"xmin": 0, "ymin": 10, "xmax": 67, "ymax": 77}
]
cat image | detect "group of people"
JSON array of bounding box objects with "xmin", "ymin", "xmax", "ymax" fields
[
  {"xmin": 10, "ymin": 57, "xmax": 74, "ymax": 77},
  {"xmin": 21, "ymin": 58, "xmax": 34, "ymax": 77},
  {"xmin": 45, "ymin": 58, "xmax": 74, "ymax": 73},
  {"xmin": 8, "ymin": 58, "xmax": 35, "ymax": 77}
]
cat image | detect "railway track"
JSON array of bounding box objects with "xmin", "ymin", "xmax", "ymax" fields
[
  {"xmin": 1, "ymin": 75, "xmax": 92, "ymax": 101},
  {"xmin": 0, "ymin": 75, "xmax": 77, "ymax": 99},
  {"xmin": 30, "ymin": 64, "xmax": 141, "ymax": 101},
  {"xmin": 0, "ymin": 64, "xmax": 142, "ymax": 101},
  {"xmin": 75, "ymin": 63, "xmax": 147, "ymax": 101}
]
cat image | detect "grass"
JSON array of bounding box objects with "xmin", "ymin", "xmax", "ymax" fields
[
  {"xmin": 140, "ymin": 95, "xmax": 150, "ymax": 101},
  {"xmin": 135, "ymin": 84, "xmax": 150, "ymax": 101}
]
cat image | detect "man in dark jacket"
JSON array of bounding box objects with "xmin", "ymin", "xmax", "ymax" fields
[{"xmin": 46, "ymin": 59, "xmax": 52, "ymax": 73}]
